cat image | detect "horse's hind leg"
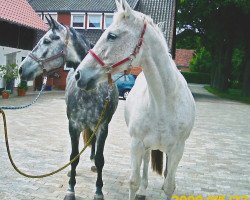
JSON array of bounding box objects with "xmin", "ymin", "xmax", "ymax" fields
[
  {"xmin": 129, "ymin": 138, "xmax": 144, "ymax": 200},
  {"xmin": 90, "ymin": 135, "xmax": 97, "ymax": 172},
  {"xmin": 136, "ymin": 150, "xmax": 150, "ymax": 200},
  {"xmin": 94, "ymin": 125, "xmax": 108, "ymax": 200},
  {"xmin": 64, "ymin": 124, "xmax": 80, "ymax": 200},
  {"xmin": 163, "ymin": 142, "xmax": 185, "ymax": 200}
]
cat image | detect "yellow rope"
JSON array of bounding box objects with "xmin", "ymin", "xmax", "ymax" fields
[{"xmin": 0, "ymin": 100, "xmax": 109, "ymax": 178}]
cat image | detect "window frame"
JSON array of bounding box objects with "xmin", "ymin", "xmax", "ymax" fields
[
  {"xmin": 36, "ymin": 12, "xmax": 42, "ymax": 19},
  {"xmin": 87, "ymin": 13, "xmax": 103, "ymax": 30},
  {"xmin": 71, "ymin": 13, "xmax": 86, "ymax": 29},
  {"xmin": 104, "ymin": 13, "xmax": 114, "ymax": 29}
]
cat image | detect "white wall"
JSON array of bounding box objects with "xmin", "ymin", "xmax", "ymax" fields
[{"xmin": 0, "ymin": 46, "xmax": 33, "ymax": 88}]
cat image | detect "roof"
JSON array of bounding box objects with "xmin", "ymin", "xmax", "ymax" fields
[
  {"xmin": 0, "ymin": 0, "xmax": 48, "ymax": 31},
  {"xmin": 175, "ymin": 49, "xmax": 194, "ymax": 67},
  {"xmin": 78, "ymin": 29, "xmax": 104, "ymax": 45},
  {"xmin": 28, "ymin": 0, "xmax": 176, "ymax": 51},
  {"xmin": 137, "ymin": 0, "xmax": 176, "ymax": 51},
  {"xmin": 29, "ymin": 0, "xmax": 139, "ymax": 12}
]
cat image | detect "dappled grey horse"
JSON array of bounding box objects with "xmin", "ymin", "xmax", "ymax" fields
[{"xmin": 19, "ymin": 16, "xmax": 118, "ymax": 200}]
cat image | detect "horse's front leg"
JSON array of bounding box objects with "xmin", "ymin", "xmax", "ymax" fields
[
  {"xmin": 136, "ymin": 150, "xmax": 150, "ymax": 200},
  {"xmin": 94, "ymin": 125, "xmax": 108, "ymax": 200},
  {"xmin": 129, "ymin": 138, "xmax": 144, "ymax": 200},
  {"xmin": 64, "ymin": 123, "xmax": 80, "ymax": 200}
]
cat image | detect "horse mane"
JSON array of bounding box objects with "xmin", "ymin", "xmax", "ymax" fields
[{"xmin": 66, "ymin": 27, "xmax": 92, "ymax": 69}]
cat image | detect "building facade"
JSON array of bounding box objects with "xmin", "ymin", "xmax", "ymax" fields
[
  {"xmin": 28, "ymin": 0, "xmax": 176, "ymax": 89},
  {"xmin": 0, "ymin": 0, "xmax": 47, "ymax": 89}
]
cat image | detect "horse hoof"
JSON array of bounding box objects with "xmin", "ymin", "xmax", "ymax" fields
[
  {"xmin": 64, "ymin": 192, "xmax": 75, "ymax": 200},
  {"xmin": 94, "ymin": 193, "xmax": 104, "ymax": 200},
  {"xmin": 91, "ymin": 165, "xmax": 97, "ymax": 173},
  {"xmin": 135, "ymin": 194, "xmax": 146, "ymax": 200}
]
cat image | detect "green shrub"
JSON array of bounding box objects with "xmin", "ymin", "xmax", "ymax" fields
[
  {"xmin": 181, "ymin": 71, "xmax": 210, "ymax": 84},
  {"xmin": 189, "ymin": 47, "xmax": 212, "ymax": 73},
  {"xmin": 18, "ymin": 80, "xmax": 28, "ymax": 91}
]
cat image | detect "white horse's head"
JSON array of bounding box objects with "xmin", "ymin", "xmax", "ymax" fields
[
  {"xmin": 19, "ymin": 16, "xmax": 85, "ymax": 81},
  {"xmin": 75, "ymin": 0, "xmax": 147, "ymax": 90}
]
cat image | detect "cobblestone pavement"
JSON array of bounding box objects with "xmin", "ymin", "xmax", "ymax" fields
[{"xmin": 0, "ymin": 84, "xmax": 249, "ymax": 200}]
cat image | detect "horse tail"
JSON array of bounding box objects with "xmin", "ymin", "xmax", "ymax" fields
[
  {"xmin": 82, "ymin": 128, "xmax": 92, "ymax": 147},
  {"xmin": 151, "ymin": 150, "xmax": 163, "ymax": 175}
]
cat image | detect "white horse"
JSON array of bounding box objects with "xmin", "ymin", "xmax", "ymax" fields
[{"xmin": 74, "ymin": 0, "xmax": 196, "ymax": 199}]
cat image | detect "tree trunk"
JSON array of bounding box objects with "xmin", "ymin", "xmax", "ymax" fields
[
  {"xmin": 242, "ymin": 38, "xmax": 250, "ymax": 97},
  {"xmin": 211, "ymin": 40, "xmax": 233, "ymax": 91}
]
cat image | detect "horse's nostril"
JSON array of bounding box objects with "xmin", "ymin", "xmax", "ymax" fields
[
  {"xmin": 75, "ymin": 71, "xmax": 81, "ymax": 81},
  {"xmin": 19, "ymin": 67, "xmax": 23, "ymax": 75}
]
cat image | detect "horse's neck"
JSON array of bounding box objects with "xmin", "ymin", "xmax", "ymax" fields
[
  {"xmin": 140, "ymin": 31, "xmax": 179, "ymax": 107},
  {"xmin": 66, "ymin": 32, "xmax": 90, "ymax": 69}
]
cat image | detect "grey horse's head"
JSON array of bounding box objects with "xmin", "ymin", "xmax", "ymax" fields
[{"xmin": 19, "ymin": 16, "xmax": 89, "ymax": 81}]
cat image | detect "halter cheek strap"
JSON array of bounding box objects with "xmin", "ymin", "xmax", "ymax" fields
[
  {"xmin": 29, "ymin": 26, "xmax": 70, "ymax": 72},
  {"xmin": 88, "ymin": 20, "xmax": 147, "ymax": 85}
]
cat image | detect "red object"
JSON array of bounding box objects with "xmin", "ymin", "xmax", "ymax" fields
[
  {"xmin": 57, "ymin": 12, "xmax": 71, "ymax": 26},
  {"xmin": 52, "ymin": 67, "xmax": 68, "ymax": 90},
  {"xmin": 0, "ymin": 0, "xmax": 48, "ymax": 31},
  {"xmin": 18, "ymin": 89, "xmax": 26, "ymax": 96},
  {"xmin": 174, "ymin": 49, "xmax": 194, "ymax": 70},
  {"xmin": 46, "ymin": 78, "xmax": 54, "ymax": 86},
  {"xmin": 2, "ymin": 91, "xmax": 10, "ymax": 99},
  {"xmin": 129, "ymin": 67, "xmax": 142, "ymax": 76}
]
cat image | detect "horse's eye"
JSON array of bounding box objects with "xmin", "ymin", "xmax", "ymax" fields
[
  {"xmin": 107, "ymin": 33, "xmax": 117, "ymax": 41},
  {"xmin": 43, "ymin": 38, "xmax": 51, "ymax": 44},
  {"xmin": 53, "ymin": 35, "xmax": 60, "ymax": 40}
]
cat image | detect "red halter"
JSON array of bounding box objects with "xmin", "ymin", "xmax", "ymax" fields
[{"xmin": 88, "ymin": 20, "xmax": 147, "ymax": 76}]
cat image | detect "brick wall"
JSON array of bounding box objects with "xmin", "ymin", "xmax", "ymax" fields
[
  {"xmin": 57, "ymin": 12, "xmax": 71, "ymax": 26},
  {"xmin": 174, "ymin": 49, "xmax": 194, "ymax": 71}
]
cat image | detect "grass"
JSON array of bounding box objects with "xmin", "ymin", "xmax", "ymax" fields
[{"xmin": 204, "ymin": 86, "xmax": 250, "ymax": 104}]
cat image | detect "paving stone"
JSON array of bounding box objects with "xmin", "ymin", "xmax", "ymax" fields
[{"xmin": 0, "ymin": 85, "xmax": 249, "ymax": 199}]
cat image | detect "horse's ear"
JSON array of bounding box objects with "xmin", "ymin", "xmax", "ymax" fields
[
  {"xmin": 115, "ymin": 0, "xmax": 122, "ymax": 11},
  {"xmin": 45, "ymin": 15, "xmax": 52, "ymax": 27},
  {"xmin": 121, "ymin": 0, "xmax": 133, "ymax": 17},
  {"xmin": 48, "ymin": 14, "xmax": 60, "ymax": 30}
]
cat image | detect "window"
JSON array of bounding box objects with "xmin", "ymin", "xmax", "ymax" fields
[
  {"xmin": 87, "ymin": 13, "xmax": 102, "ymax": 29},
  {"xmin": 104, "ymin": 14, "xmax": 113, "ymax": 29},
  {"xmin": 71, "ymin": 13, "xmax": 85, "ymax": 29}
]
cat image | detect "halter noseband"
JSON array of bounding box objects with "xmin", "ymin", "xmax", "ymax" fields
[
  {"xmin": 88, "ymin": 20, "xmax": 147, "ymax": 85},
  {"xmin": 29, "ymin": 27, "xmax": 70, "ymax": 73}
]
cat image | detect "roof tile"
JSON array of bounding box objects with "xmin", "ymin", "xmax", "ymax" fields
[
  {"xmin": 29, "ymin": 0, "xmax": 139, "ymax": 12},
  {"xmin": 0, "ymin": 0, "xmax": 48, "ymax": 31}
]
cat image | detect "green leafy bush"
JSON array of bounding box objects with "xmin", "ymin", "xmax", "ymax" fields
[
  {"xmin": 181, "ymin": 72, "xmax": 210, "ymax": 84},
  {"xmin": 189, "ymin": 48, "xmax": 212, "ymax": 73},
  {"xmin": 0, "ymin": 64, "xmax": 18, "ymax": 82},
  {"xmin": 231, "ymin": 48, "xmax": 244, "ymax": 89}
]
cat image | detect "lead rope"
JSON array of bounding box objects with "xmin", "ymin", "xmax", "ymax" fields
[
  {"xmin": 0, "ymin": 74, "xmax": 47, "ymax": 110},
  {"xmin": 0, "ymin": 98, "xmax": 110, "ymax": 178},
  {"xmin": 0, "ymin": 75, "xmax": 111, "ymax": 178}
]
